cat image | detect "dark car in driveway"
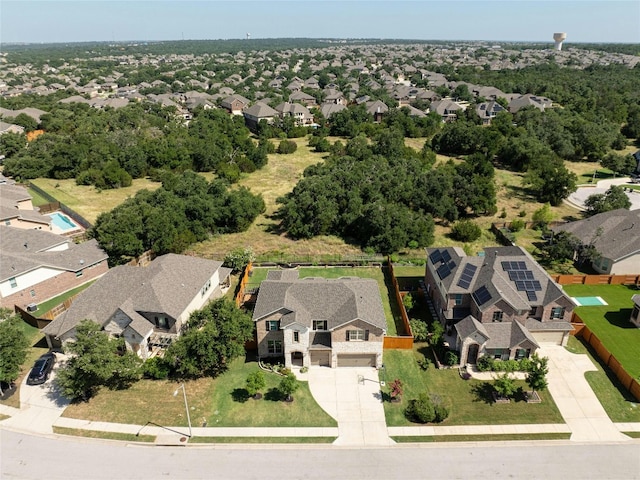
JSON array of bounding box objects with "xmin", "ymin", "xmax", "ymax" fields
[{"xmin": 26, "ymin": 353, "xmax": 56, "ymax": 386}]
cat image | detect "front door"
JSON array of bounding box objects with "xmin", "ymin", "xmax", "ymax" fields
[{"xmin": 467, "ymin": 343, "xmax": 479, "ymax": 364}]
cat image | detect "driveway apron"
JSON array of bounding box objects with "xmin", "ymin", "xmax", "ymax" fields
[
  {"xmin": 538, "ymin": 345, "xmax": 629, "ymax": 442},
  {"xmin": 307, "ymin": 367, "xmax": 394, "ymax": 446}
]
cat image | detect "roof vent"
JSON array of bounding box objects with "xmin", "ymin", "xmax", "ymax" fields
[
  {"xmin": 24, "ymin": 242, "xmax": 28, "ymax": 249},
  {"xmin": 80, "ymin": 259, "xmax": 84, "ymax": 265}
]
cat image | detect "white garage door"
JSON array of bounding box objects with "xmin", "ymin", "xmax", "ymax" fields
[
  {"xmin": 532, "ymin": 331, "xmax": 565, "ymax": 345},
  {"xmin": 310, "ymin": 351, "xmax": 331, "ymax": 366},
  {"xmin": 337, "ymin": 354, "xmax": 376, "ymax": 367}
]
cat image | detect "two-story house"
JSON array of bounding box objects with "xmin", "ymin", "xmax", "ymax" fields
[
  {"xmin": 425, "ymin": 246, "xmax": 574, "ymax": 365},
  {"xmin": 252, "ymin": 270, "xmax": 386, "ymax": 368}
]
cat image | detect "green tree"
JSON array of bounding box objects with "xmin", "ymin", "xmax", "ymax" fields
[
  {"xmin": 493, "ymin": 373, "xmax": 517, "ymax": 399},
  {"xmin": 402, "ymin": 293, "xmax": 415, "ymax": 312},
  {"xmin": 451, "ymin": 219, "xmax": 482, "ymax": 242},
  {"xmin": 532, "ymin": 203, "xmax": 554, "ymax": 227},
  {"xmin": 245, "ymin": 371, "xmax": 266, "ymax": 399},
  {"xmin": 279, "ymin": 372, "xmax": 299, "ymax": 402},
  {"xmin": 56, "ymin": 320, "xmax": 142, "ymax": 401},
  {"xmin": 405, "ymin": 392, "xmax": 435, "ymax": 423},
  {"xmin": 409, "ymin": 319, "xmax": 428, "ymax": 342},
  {"xmin": 543, "ymin": 231, "xmax": 580, "ymax": 263},
  {"xmin": 522, "ymin": 157, "xmax": 577, "ymax": 206},
  {"xmin": 0, "ymin": 132, "xmax": 27, "ymax": 158},
  {"xmin": 164, "ymin": 298, "xmax": 254, "ymax": 379},
  {"xmin": 584, "ymin": 185, "xmax": 632, "ymax": 216},
  {"xmin": 525, "ymin": 354, "xmax": 549, "ymax": 394},
  {"xmin": 223, "ymin": 247, "xmax": 255, "ymax": 273},
  {"xmin": 0, "ymin": 309, "xmax": 30, "ymax": 389},
  {"xmin": 601, "ymin": 153, "xmax": 637, "ymax": 176}
]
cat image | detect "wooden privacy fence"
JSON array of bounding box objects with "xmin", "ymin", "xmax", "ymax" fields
[
  {"xmin": 235, "ymin": 262, "xmax": 254, "ymax": 308},
  {"xmin": 554, "ymin": 274, "xmax": 640, "ymax": 286},
  {"xmin": 571, "ymin": 314, "xmax": 640, "ymax": 402},
  {"xmin": 384, "ymin": 260, "xmax": 414, "ymax": 350},
  {"xmin": 28, "ymin": 182, "xmax": 93, "ymax": 229}
]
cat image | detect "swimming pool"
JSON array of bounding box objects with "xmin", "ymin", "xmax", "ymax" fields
[
  {"xmin": 571, "ymin": 296, "xmax": 608, "ymax": 307},
  {"xmin": 49, "ymin": 212, "xmax": 78, "ymax": 231}
]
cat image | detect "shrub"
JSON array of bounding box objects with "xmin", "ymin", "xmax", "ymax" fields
[
  {"xmin": 223, "ymin": 247, "xmax": 255, "ymax": 273},
  {"xmin": 402, "ymin": 293, "xmax": 415, "ymax": 312},
  {"xmin": 444, "ymin": 351, "xmax": 459, "ymax": 366},
  {"xmin": 405, "ymin": 393, "xmax": 435, "ymax": 423},
  {"xmin": 409, "ymin": 319, "xmax": 428, "ymax": 342},
  {"xmin": 277, "ymin": 139, "xmax": 298, "ymax": 154},
  {"xmin": 501, "ymin": 359, "xmax": 520, "ymax": 372},
  {"xmin": 499, "ymin": 208, "xmax": 507, "ymax": 219},
  {"xmin": 417, "ymin": 356, "xmax": 433, "ymax": 371},
  {"xmin": 451, "ymin": 220, "xmax": 482, "ymax": 242},
  {"xmin": 142, "ymin": 357, "xmax": 170, "ymax": 380},
  {"xmin": 476, "ymin": 356, "xmax": 495, "ymax": 372},
  {"xmin": 433, "ymin": 403, "xmax": 449, "ymax": 423},
  {"xmin": 245, "ymin": 371, "xmax": 266, "ymax": 398},
  {"xmin": 493, "ymin": 373, "xmax": 517, "ymax": 398},
  {"xmin": 389, "ymin": 379, "xmax": 403, "ymax": 400},
  {"xmin": 518, "ymin": 210, "xmax": 527, "ymax": 218},
  {"xmin": 510, "ymin": 219, "xmax": 525, "ymax": 232}
]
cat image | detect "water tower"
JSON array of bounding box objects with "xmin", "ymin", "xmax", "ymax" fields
[
  {"xmin": 246, "ymin": 32, "xmax": 251, "ymax": 40},
  {"xmin": 553, "ymin": 32, "xmax": 567, "ymax": 51}
]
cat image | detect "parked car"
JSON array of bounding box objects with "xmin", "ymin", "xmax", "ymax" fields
[{"xmin": 26, "ymin": 353, "xmax": 56, "ymax": 386}]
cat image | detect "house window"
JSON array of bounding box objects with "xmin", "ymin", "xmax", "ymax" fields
[
  {"xmin": 293, "ymin": 331, "xmax": 299, "ymax": 342},
  {"xmin": 493, "ymin": 349, "xmax": 504, "ymax": 360},
  {"xmin": 9, "ymin": 277, "xmax": 17, "ymax": 288},
  {"xmin": 454, "ymin": 294, "xmax": 463, "ymax": 306},
  {"xmin": 601, "ymin": 259, "xmax": 609, "ymax": 271},
  {"xmin": 154, "ymin": 316, "xmax": 169, "ymax": 330},
  {"xmin": 313, "ymin": 320, "xmax": 327, "ymax": 331},
  {"xmin": 492, "ymin": 311, "xmax": 503, "ymax": 322},
  {"xmin": 30, "ymin": 289, "xmax": 36, "ymax": 297},
  {"xmin": 75, "ymin": 271, "xmax": 83, "ymax": 277},
  {"xmin": 201, "ymin": 279, "xmax": 212, "ymax": 297},
  {"xmin": 347, "ymin": 330, "xmax": 366, "ymax": 341},
  {"xmin": 266, "ymin": 320, "xmax": 280, "ymax": 331},
  {"xmin": 550, "ymin": 307, "xmax": 565, "ymax": 320},
  {"xmin": 515, "ymin": 348, "xmax": 531, "ymax": 360},
  {"xmin": 529, "ymin": 307, "xmax": 537, "ymax": 317},
  {"xmin": 267, "ymin": 340, "xmax": 283, "ymax": 354},
  {"xmin": 5, "ymin": 220, "xmax": 10, "ymax": 226}
]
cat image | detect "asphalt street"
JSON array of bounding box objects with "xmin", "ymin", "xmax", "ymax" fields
[{"xmin": 1, "ymin": 429, "xmax": 639, "ymax": 480}]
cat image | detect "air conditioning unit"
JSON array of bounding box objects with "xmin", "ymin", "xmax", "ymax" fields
[{"xmin": 26, "ymin": 303, "xmax": 38, "ymax": 312}]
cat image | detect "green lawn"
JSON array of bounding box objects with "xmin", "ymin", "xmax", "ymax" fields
[
  {"xmin": 63, "ymin": 356, "xmax": 336, "ymax": 429},
  {"xmin": 392, "ymin": 433, "xmax": 571, "ymax": 443},
  {"xmin": 563, "ymin": 284, "xmax": 640, "ymax": 377},
  {"xmin": 381, "ymin": 347, "xmax": 564, "ymax": 426},
  {"xmin": 190, "ymin": 436, "xmax": 336, "ymax": 444},
  {"xmin": 53, "ymin": 427, "xmax": 156, "ymax": 443},
  {"xmin": 565, "ymin": 336, "xmax": 640, "ymax": 422},
  {"xmin": 31, "ymin": 281, "xmax": 95, "ymax": 316},
  {"xmin": 245, "ymin": 266, "xmax": 403, "ymax": 336}
]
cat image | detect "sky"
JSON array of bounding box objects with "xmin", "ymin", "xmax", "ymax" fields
[{"xmin": 1, "ymin": 1, "xmax": 639, "ymax": 44}]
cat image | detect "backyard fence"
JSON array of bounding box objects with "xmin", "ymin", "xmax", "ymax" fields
[
  {"xmin": 28, "ymin": 182, "xmax": 93, "ymax": 229},
  {"xmin": 384, "ymin": 260, "xmax": 414, "ymax": 350},
  {"xmin": 235, "ymin": 262, "xmax": 254, "ymax": 308},
  {"xmin": 571, "ymin": 313, "xmax": 640, "ymax": 402},
  {"xmin": 554, "ymin": 274, "xmax": 640, "ymax": 286}
]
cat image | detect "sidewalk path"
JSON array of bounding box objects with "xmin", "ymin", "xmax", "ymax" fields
[
  {"xmin": 307, "ymin": 367, "xmax": 394, "ymax": 446},
  {"xmin": 567, "ymin": 177, "xmax": 640, "ymax": 211},
  {"xmin": 538, "ymin": 345, "xmax": 630, "ymax": 442}
]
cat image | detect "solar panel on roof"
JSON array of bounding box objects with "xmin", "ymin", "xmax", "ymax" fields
[
  {"xmin": 501, "ymin": 261, "xmax": 511, "ymax": 271},
  {"xmin": 526, "ymin": 291, "xmax": 537, "ymax": 301},
  {"xmin": 518, "ymin": 261, "xmax": 526, "ymax": 269},
  {"xmin": 436, "ymin": 263, "xmax": 451, "ymax": 280},
  {"xmin": 524, "ymin": 271, "xmax": 534, "ymax": 280},
  {"xmin": 441, "ymin": 250, "xmax": 452, "ymax": 263},
  {"xmin": 458, "ymin": 279, "xmax": 471, "ymax": 289},
  {"xmin": 472, "ymin": 285, "xmax": 492, "ymax": 306},
  {"xmin": 515, "ymin": 280, "xmax": 526, "ymax": 291},
  {"xmin": 457, "ymin": 263, "xmax": 477, "ymax": 289},
  {"xmin": 429, "ymin": 250, "xmax": 443, "ymax": 264},
  {"xmin": 532, "ymin": 280, "xmax": 542, "ymax": 291}
]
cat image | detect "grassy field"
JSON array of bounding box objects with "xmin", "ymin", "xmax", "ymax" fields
[
  {"xmin": 563, "ymin": 284, "xmax": 640, "ymax": 378},
  {"xmin": 392, "ymin": 433, "xmax": 571, "ymax": 443},
  {"xmin": 246, "ymin": 266, "xmax": 404, "ymax": 336},
  {"xmin": 565, "ymin": 336, "xmax": 640, "ymax": 422},
  {"xmin": 0, "ymin": 321, "xmax": 49, "ymax": 409},
  {"xmin": 62, "ymin": 356, "xmax": 336, "ymax": 428},
  {"xmin": 381, "ymin": 348, "xmax": 564, "ymax": 427},
  {"xmin": 53, "ymin": 427, "xmax": 156, "ymax": 442},
  {"xmin": 29, "ymin": 177, "xmax": 162, "ymax": 224}
]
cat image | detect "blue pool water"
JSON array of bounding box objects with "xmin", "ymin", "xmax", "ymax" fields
[
  {"xmin": 49, "ymin": 212, "xmax": 78, "ymax": 231},
  {"xmin": 572, "ymin": 296, "xmax": 608, "ymax": 307}
]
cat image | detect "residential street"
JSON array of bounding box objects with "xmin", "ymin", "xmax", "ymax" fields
[{"xmin": 1, "ymin": 429, "xmax": 639, "ymax": 480}]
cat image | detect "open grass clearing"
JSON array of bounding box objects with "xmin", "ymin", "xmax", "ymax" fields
[
  {"xmin": 190, "ymin": 436, "xmax": 335, "ymax": 444},
  {"xmin": 623, "ymin": 431, "xmax": 640, "ymax": 438},
  {"xmin": 392, "ymin": 433, "xmax": 571, "ymax": 443},
  {"xmin": 30, "ymin": 177, "xmax": 162, "ymax": 224},
  {"xmin": 0, "ymin": 321, "xmax": 49, "ymax": 409},
  {"xmin": 53, "ymin": 427, "xmax": 156, "ymax": 443},
  {"xmin": 563, "ymin": 284, "xmax": 640, "ymax": 378},
  {"xmin": 62, "ymin": 355, "xmax": 336, "ymax": 428},
  {"xmin": 381, "ymin": 347, "xmax": 564, "ymax": 427},
  {"xmin": 564, "ymin": 336, "xmax": 640, "ymax": 422},
  {"xmin": 245, "ymin": 266, "xmax": 403, "ymax": 336},
  {"xmin": 0, "ymin": 414, "xmax": 10, "ymax": 421}
]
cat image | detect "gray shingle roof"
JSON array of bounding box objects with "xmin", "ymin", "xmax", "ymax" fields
[
  {"xmin": 42, "ymin": 254, "xmax": 230, "ymax": 338},
  {"xmin": 0, "ymin": 226, "xmax": 107, "ymax": 282},
  {"xmin": 253, "ymin": 273, "xmax": 386, "ymax": 331},
  {"xmin": 552, "ymin": 209, "xmax": 640, "ymax": 261}
]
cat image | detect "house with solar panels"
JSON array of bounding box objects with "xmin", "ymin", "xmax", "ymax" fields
[{"xmin": 424, "ymin": 246, "xmax": 574, "ymax": 365}]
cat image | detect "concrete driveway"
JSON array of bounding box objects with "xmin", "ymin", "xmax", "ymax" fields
[
  {"xmin": 538, "ymin": 345, "xmax": 630, "ymax": 442},
  {"xmin": 1, "ymin": 353, "xmax": 70, "ymax": 434},
  {"xmin": 567, "ymin": 178, "xmax": 640, "ymax": 211},
  {"xmin": 306, "ymin": 367, "xmax": 394, "ymax": 446}
]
